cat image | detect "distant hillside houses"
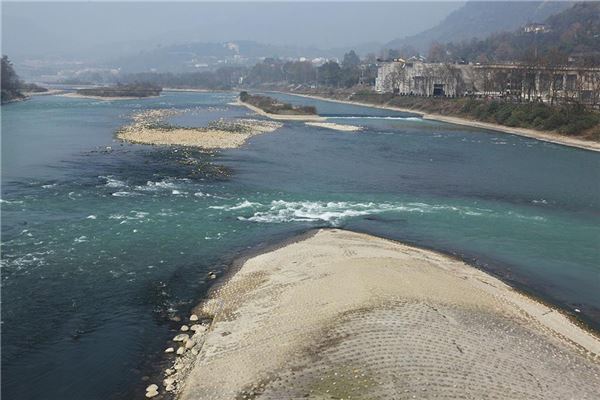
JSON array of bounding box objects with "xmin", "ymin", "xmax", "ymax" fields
[
  {"xmin": 522, "ymin": 23, "xmax": 550, "ymax": 34},
  {"xmin": 375, "ymin": 59, "xmax": 600, "ymax": 107}
]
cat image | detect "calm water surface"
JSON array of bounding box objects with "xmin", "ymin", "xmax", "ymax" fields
[{"xmin": 1, "ymin": 91, "xmax": 599, "ymax": 400}]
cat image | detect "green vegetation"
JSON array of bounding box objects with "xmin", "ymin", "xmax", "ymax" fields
[
  {"xmin": 76, "ymin": 83, "xmax": 162, "ymax": 98},
  {"xmin": 350, "ymin": 91, "xmax": 600, "ymax": 139},
  {"xmin": 240, "ymin": 91, "xmax": 317, "ymax": 115},
  {"xmin": 1, "ymin": 55, "xmax": 47, "ymax": 104}
]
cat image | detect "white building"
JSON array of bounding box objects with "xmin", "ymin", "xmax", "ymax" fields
[{"xmin": 376, "ymin": 59, "xmax": 474, "ymax": 97}]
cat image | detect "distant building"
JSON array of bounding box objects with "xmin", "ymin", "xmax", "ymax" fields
[
  {"xmin": 523, "ymin": 23, "xmax": 550, "ymax": 34},
  {"xmin": 375, "ymin": 60, "xmax": 475, "ymax": 97}
]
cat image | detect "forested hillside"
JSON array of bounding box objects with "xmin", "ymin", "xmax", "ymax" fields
[
  {"xmin": 426, "ymin": 2, "xmax": 600, "ymax": 64},
  {"xmin": 385, "ymin": 1, "xmax": 573, "ymax": 54},
  {"xmin": 2, "ymin": 55, "xmax": 48, "ymax": 104},
  {"xmin": 1, "ymin": 56, "xmax": 26, "ymax": 104}
]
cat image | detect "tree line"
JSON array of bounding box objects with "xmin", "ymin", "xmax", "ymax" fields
[
  {"xmin": 1, "ymin": 56, "xmax": 47, "ymax": 104},
  {"xmin": 118, "ymin": 50, "xmax": 377, "ymax": 90}
]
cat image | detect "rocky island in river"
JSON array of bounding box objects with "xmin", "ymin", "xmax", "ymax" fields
[
  {"xmin": 238, "ymin": 91, "xmax": 326, "ymax": 121},
  {"xmin": 117, "ymin": 108, "xmax": 282, "ymax": 149}
]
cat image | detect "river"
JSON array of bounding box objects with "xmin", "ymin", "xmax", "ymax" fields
[{"xmin": 1, "ymin": 91, "xmax": 599, "ymax": 399}]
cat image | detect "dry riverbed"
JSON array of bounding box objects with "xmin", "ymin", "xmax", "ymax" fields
[
  {"xmin": 154, "ymin": 229, "xmax": 600, "ymax": 399},
  {"xmin": 117, "ymin": 109, "xmax": 282, "ymax": 149}
]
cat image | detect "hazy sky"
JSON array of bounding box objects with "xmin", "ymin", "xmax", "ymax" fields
[{"xmin": 2, "ymin": 1, "xmax": 464, "ymax": 60}]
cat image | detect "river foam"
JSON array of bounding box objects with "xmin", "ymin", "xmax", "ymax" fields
[{"xmin": 207, "ymin": 199, "xmax": 548, "ymax": 225}]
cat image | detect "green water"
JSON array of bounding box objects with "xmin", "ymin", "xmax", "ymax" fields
[{"xmin": 1, "ymin": 91, "xmax": 599, "ymax": 400}]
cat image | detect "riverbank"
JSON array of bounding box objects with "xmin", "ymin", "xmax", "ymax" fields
[
  {"xmin": 117, "ymin": 109, "xmax": 282, "ymax": 149},
  {"xmin": 237, "ymin": 99, "xmax": 326, "ymax": 121},
  {"xmin": 164, "ymin": 228, "xmax": 600, "ymax": 399},
  {"xmin": 282, "ymin": 92, "xmax": 600, "ymax": 152}
]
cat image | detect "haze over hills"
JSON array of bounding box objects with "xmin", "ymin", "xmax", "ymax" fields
[
  {"xmin": 385, "ymin": 1, "xmax": 574, "ymax": 53},
  {"xmin": 104, "ymin": 41, "xmax": 381, "ymax": 74},
  {"xmin": 1, "ymin": 1, "xmax": 582, "ymax": 82},
  {"xmin": 1, "ymin": 2, "xmax": 460, "ymax": 70}
]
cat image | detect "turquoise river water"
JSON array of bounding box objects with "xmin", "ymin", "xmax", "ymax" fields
[{"xmin": 1, "ymin": 91, "xmax": 599, "ymax": 399}]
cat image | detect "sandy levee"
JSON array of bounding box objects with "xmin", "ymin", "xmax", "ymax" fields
[
  {"xmin": 166, "ymin": 229, "xmax": 600, "ymax": 399},
  {"xmin": 117, "ymin": 109, "xmax": 282, "ymax": 149},
  {"xmin": 61, "ymin": 92, "xmax": 160, "ymax": 101},
  {"xmin": 283, "ymin": 92, "xmax": 600, "ymax": 152},
  {"xmin": 237, "ymin": 99, "xmax": 326, "ymax": 121},
  {"xmin": 305, "ymin": 121, "xmax": 362, "ymax": 132},
  {"xmin": 23, "ymin": 89, "xmax": 66, "ymax": 97}
]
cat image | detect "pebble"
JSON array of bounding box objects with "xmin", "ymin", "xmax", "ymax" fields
[
  {"xmin": 190, "ymin": 314, "xmax": 199, "ymax": 321},
  {"xmin": 176, "ymin": 346, "xmax": 186, "ymax": 355},
  {"xmin": 173, "ymin": 334, "xmax": 189, "ymax": 342},
  {"xmin": 163, "ymin": 378, "xmax": 175, "ymax": 387},
  {"xmin": 180, "ymin": 325, "xmax": 189, "ymax": 332},
  {"xmin": 191, "ymin": 347, "xmax": 199, "ymax": 355},
  {"xmin": 190, "ymin": 324, "xmax": 206, "ymax": 333},
  {"xmin": 145, "ymin": 384, "xmax": 159, "ymax": 397},
  {"xmin": 165, "ymin": 368, "xmax": 174, "ymax": 375},
  {"xmin": 165, "ymin": 347, "xmax": 174, "ymax": 353},
  {"xmin": 166, "ymin": 384, "xmax": 175, "ymax": 392},
  {"xmin": 207, "ymin": 271, "xmax": 217, "ymax": 280}
]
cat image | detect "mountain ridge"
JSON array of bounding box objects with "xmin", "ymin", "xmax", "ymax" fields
[{"xmin": 385, "ymin": 1, "xmax": 574, "ymax": 53}]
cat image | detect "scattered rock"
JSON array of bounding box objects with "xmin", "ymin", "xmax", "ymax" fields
[
  {"xmin": 146, "ymin": 384, "xmax": 159, "ymax": 397},
  {"xmin": 163, "ymin": 378, "xmax": 175, "ymax": 387},
  {"xmin": 190, "ymin": 314, "xmax": 199, "ymax": 321},
  {"xmin": 180, "ymin": 325, "xmax": 189, "ymax": 332},
  {"xmin": 207, "ymin": 271, "xmax": 217, "ymax": 279},
  {"xmin": 185, "ymin": 340, "xmax": 196, "ymax": 349},
  {"xmin": 191, "ymin": 348, "xmax": 199, "ymax": 355},
  {"xmin": 176, "ymin": 346, "xmax": 186, "ymax": 355},
  {"xmin": 165, "ymin": 384, "xmax": 175, "ymax": 392},
  {"xmin": 165, "ymin": 347, "xmax": 174, "ymax": 353},
  {"xmin": 173, "ymin": 333, "xmax": 189, "ymax": 342},
  {"xmin": 165, "ymin": 368, "xmax": 174, "ymax": 375},
  {"xmin": 190, "ymin": 324, "xmax": 206, "ymax": 333}
]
